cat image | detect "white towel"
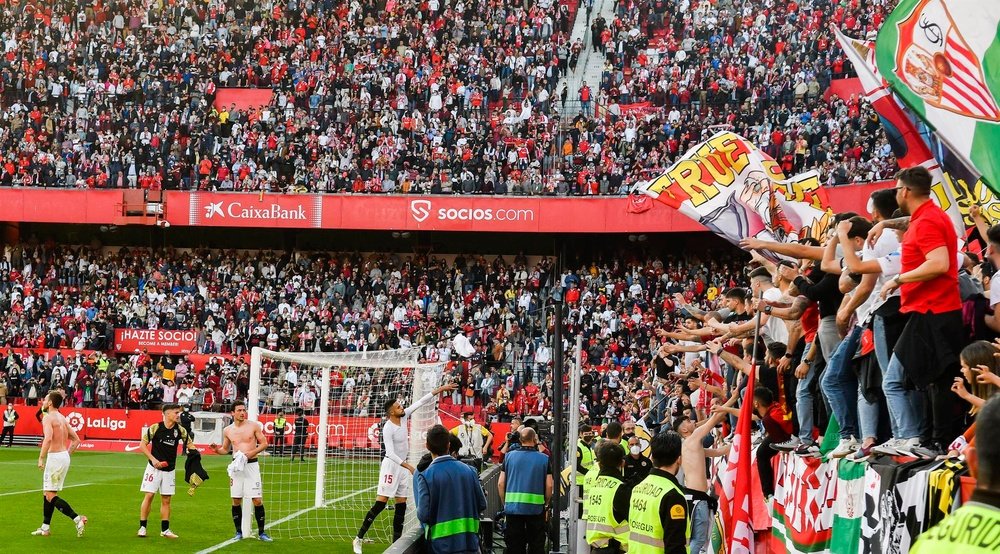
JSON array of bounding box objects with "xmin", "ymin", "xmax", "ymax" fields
[{"xmin": 227, "ymin": 451, "xmax": 247, "ymax": 478}]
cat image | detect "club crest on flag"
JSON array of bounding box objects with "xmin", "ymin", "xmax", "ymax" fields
[{"xmin": 893, "ymin": 0, "xmax": 1000, "ymax": 121}]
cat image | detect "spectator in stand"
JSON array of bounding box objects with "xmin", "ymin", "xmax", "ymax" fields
[{"xmin": 875, "ymin": 167, "xmax": 964, "ymax": 456}]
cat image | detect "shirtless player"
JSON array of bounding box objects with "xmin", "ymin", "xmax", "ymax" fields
[
  {"xmin": 210, "ymin": 400, "xmax": 272, "ymax": 542},
  {"xmin": 32, "ymin": 391, "xmax": 88, "ymax": 537}
]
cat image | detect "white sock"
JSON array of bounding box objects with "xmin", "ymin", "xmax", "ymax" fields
[
  {"xmin": 41, "ymin": 524, "xmax": 50, "ymax": 531},
  {"xmin": 74, "ymin": 516, "xmax": 83, "ymax": 524}
]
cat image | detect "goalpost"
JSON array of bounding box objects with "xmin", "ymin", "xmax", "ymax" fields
[{"xmin": 244, "ymin": 346, "xmax": 446, "ymax": 543}]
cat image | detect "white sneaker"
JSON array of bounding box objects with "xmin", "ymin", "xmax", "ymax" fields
[
  {"xmin": 871, "ymin": 438, "xmax": 904, "ymax": 456},
  {"xmin": 75, "ymin": 515, "xmax": 88, "ymax": 537},
  {"xmin": 770, "ymin": 437, "xmax": 800, "ymax": 452},
  {"xmin": 830, "ymin": 437, "xmax": 859, "ymax": 458},
  {"xmin": 31, "ymin": 527, "xmax": 50, "ymax": 536},
  {"xmin": 352, "ymin": 537, "xmax": 364, "ymax": 554},
  {"xmin": 895, "ymin": 437, "xmax": 923, "ymax": 457},
  {"xmin": 161, "ymin": 529, "xmax": 179, "ymax": 539},
  {"xmin": 137, "ymin": 527, "xmax": 147, "ymax": 538}
]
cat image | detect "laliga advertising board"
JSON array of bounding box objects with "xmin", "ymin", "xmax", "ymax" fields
[
  {"xmin": 6, "ymin": 405, "xmax": 163, "ymax": 451},
  {"xmin": 6, "ymin": 404, "xmax": 511, "ymax": 456}
]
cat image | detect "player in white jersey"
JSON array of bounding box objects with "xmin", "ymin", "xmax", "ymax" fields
[{"xmin": 353, "ymin": 381, "xmax": 456, "ymax": 553}]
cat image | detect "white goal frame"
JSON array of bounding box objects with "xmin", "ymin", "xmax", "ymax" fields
[{"xmin": 242, "ymin": 346, "xmax": 437, "ymax": 539}]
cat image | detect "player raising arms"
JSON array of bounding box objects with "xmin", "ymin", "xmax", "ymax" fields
[
  {"xmin": 353, "ymin": 381, "xmax": 457, "ymax": 553},
  {"xmin": 210, "ymin": 400, "xmax": 272, "ymax": 542},
  {"xmin": 33, "ymin": 391, "xmax": 88, "ymax": 537},
  {"xmin": 137, "ymin": 403, "xmax": 195, "ymax": 539}
]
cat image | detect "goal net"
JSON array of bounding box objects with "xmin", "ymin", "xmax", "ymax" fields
[{"xmin": 245, "ymin": 346, "xmax": 446, "ymax": 545}]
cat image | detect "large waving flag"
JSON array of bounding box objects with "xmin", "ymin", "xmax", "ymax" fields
[
  {"xmin": 838, "ymin": 26, "xmax": 1000, "ymax": 231},
  {"xmin": 876, "ymin": 0, "xmax": 1000, "ymax": 194},
  {"xmin": 635, "ymin": 131, "xmax": 834, "ymax": 255}
]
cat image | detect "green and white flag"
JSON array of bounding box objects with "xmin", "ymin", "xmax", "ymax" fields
[
  {"xmin": 830, "ymin": 460, "xmax": 867, "ymax": 554},
  {"xmin": 876, "ymin": 0, "xmax": 1000, "ymax": 193}
]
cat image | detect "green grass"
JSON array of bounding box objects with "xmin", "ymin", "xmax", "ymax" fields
[{"xmin": 0, "ymin": 447, "xmax": 398, "ymax": 553}]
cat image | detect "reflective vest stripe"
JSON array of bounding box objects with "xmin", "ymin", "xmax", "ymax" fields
[
  {"xmin": 586, "ymin": 522, "xmax": 630, "ymax": 534},
  {"xmin": 630, "ymin": 533, "xmax": 666, "ymax": 548},
  {"xmin": 427, "ymin": 517, "xmax": 480, "ymax": 540},
  {"xmin": 506, "ymin": 492, "xmax": 545, "ymax": 505}
]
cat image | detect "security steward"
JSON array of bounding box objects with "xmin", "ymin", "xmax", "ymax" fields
[
  {"xmin": 272, "ymin": 410, "xmax": 287, "ymax": 457},
  {"xmin": 587, "ymin": 422, "xmax": 623, "ymax": 519},
  {"xmin": 585, "ymin": 440, "xmax": 633, "ymax": 554},
  {"xmin": 911, "ymin": 395, "xmax": 1000, "ymax": 553},
  {"xmin": 577, "ymin": 428, "xmax": 596, "ymax": 516},
  {"xmin": 628, "ymin": 431, "xmax": 690, "ymax": 554},
  {"xmin": 499, "ymin": 427, "xmax": 553, "ymax": 554}
]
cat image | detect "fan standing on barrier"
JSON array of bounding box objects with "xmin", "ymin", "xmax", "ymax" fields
[{"xmin": 353, "ymin": 381, "xmax": 457, "ymax": 554}]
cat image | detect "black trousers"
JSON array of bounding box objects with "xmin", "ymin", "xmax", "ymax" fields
[
  {"xmin": 0, "ymin": 425, "xmax": 13, "ymax": 446},
  {"xmin": 273, "ymin": 433, "xmax": 285, "ymax": 456},
  {"xmin": 757, "ymin": 437, "xmax": 779, "ymax": 497},
  {"xmin": 291, "ymin": 439, "xmax": 306, "ymax": 459},
  {"xmin": 505, "ymin": 513, "xmax": 546, "ymax": 554}
]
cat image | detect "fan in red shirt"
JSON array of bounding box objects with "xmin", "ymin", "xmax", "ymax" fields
[{"xmin": 878, "ymin": 167, "xmax": 963, "ymax": 452}]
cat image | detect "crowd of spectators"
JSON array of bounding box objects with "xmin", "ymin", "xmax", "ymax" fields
[
  {"xmin": 0, "ymin": 0, "xmax": 897, "ymax": 198},
  {"xmin": 0, "ymin": 240, "xmax": 748, "ymax": 429},
  {"xmin": 574, "ymin": 0, "xmax": 901, "ymax": 189}
]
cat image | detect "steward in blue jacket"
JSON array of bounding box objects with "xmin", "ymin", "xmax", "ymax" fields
[{"xmin": 416, "ymin": 425, "xmax": 487, "ymax": 554}]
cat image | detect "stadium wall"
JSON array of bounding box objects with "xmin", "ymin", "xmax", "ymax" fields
[{"xmin": 0, "ymin": 183, "xmax": 891, "ymax": 233}]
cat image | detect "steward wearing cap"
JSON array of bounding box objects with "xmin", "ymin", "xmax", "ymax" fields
[
  {"xmin": 577, "ymin": 428, "xmax": 596, "ymax": 517},
  {"xmin": 628, "ymin": 431, "xmax": 690, "ymax": 554},
  {"xmin": 586, "ymin": 440, "xmax": 633, "ymax": 554}
]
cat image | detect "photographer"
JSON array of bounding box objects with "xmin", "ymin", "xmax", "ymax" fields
[
  {"xmin": 452, "ymin": 410, "xmax": 493, "ymax": 470},
  {"xmin": 500, "ymin": 417, "xmax": 524, "ymax": 458}
]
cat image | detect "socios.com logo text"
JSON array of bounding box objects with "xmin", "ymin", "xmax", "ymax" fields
[{"xmin": 409, "ymin": 200, "xmax": 535, "ymax": 223}]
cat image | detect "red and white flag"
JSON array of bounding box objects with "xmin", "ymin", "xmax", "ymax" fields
[{"xmin": 720, "ymin": 366, "xmax": 756, "ymax": 553}]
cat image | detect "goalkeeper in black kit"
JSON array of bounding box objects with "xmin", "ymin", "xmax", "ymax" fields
[{"xmin": 137, "ymin": 403, "xmax": 197, "ymax": 539}]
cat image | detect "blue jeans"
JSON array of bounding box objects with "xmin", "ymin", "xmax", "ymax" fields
[
  {"xmin": 883, "ymin": 353, "xmax": 922, "ymax": 439},
  {"xmin": 857, "ymin": 382, "xmax": 881, "ymax": 441},
  {"xmin": 795, "ymin": 343, "xmax": 819, "ymax": 443},
  {"xmin": 820, "ymin": 325, "xmax": 863, "ymax": 439},
  {"xmin": 689, "ymin": 500, "xmax": 711, "ymax": 554}
]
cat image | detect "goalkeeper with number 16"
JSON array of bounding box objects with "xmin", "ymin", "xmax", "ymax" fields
[{"xmin": 353, "ymin": 381, "xmax": 457, "ymax": 553}]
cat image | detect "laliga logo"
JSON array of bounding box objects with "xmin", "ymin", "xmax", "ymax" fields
[
  {"xmin": 66, "ymin": 411, "xmax": 127, "ymax": 432},
  {"xmin": 410, "ymin": 200, "xmax": 432, "ymax": 223},
  {"xmin": 66, "ymin": 412, "xmax": 86, "ymax": 433},
  {"xmin": 204, "ymin": 201, "xmax": 225, "ymax": 219}
]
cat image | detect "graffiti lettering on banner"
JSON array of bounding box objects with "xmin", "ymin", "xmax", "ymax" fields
[{"xmin": 635, "ymin": 131, "xmax": 834, "ymax": 259}]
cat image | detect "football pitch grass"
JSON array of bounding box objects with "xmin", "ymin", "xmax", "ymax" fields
[{"xmin": 0, "ymin": 447, "xmax": 396, "ymax": 553}]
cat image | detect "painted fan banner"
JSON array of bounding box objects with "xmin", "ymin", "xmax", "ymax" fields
[{"xmin": 635, "ymin": 131, "xmax": 834, "ymax": 256}]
